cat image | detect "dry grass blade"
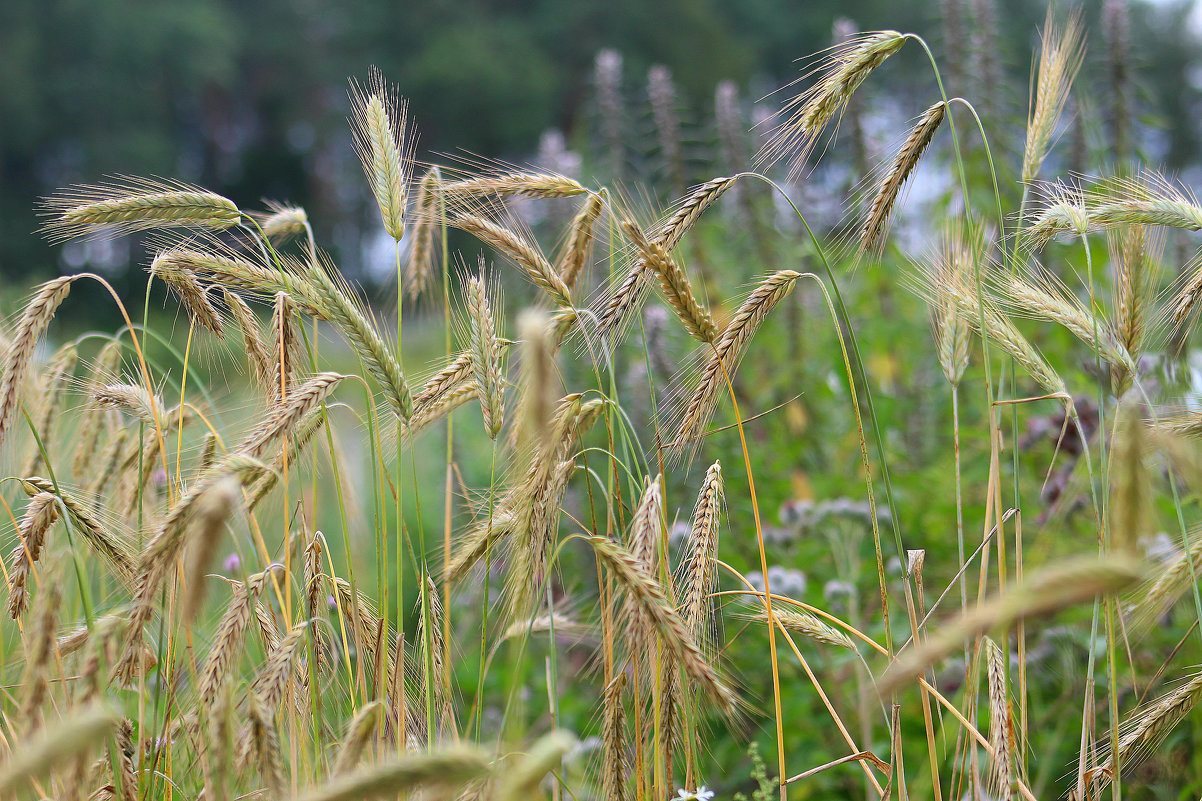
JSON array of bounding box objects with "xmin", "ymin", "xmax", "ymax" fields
[
  {"xmin": 878, "ymin": 555, "xmax": 1144, "ymax": 694},
  {"xmin": 586, "ymin": 534, "xmax": 737, "ymax": 712},
  {"xmin": 672, "ymin": 270, "xmax": 801, "ymax": 457},
  {"xmin": 861, "ymin": 101, "xmax": 945, "ymax": 251},
  {"xmin": 0, "ymin": 276, "xmax": 75, "ymax": 455},
  {"xmin": 350, "ymin": 67, "xmax": 410, "ymax": 241},
  {"xmin": 0, "ymin": 703, "xmax": 117, "ymax": 793},
  {"xmin": 1022, "ymin": 10, "xmax": 1085, "ymax": 184},
  {"xmin": 292, "ymin": 746, "xmax": 492, "ymax": 801},
  {"xmin": 41, "ymin": 178, "xmax": 240, "ymax": 241}
]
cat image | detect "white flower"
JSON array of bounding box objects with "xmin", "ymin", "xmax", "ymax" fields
[{"xmin": 675, "ymin": 786, "xmax": 715, "ymax": 801}]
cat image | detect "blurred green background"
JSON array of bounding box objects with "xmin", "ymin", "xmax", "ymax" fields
[{"xmin": 2, "ymin": 0, "xmax": 1198, "ymax": 301}]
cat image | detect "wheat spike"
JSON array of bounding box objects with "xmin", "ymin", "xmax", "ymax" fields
[
  {"xmin": 0, "ymin": 703, "xmax": 117, "ymax": 794},
  {"xmin": 151, "ymin": 251, "xmax": 224, "ymax": 336},
  {"xmin": 654, "ymin": 176, "xmax": 739, "ymax": 252},
  {"xmin": 466, "ymin": 274, "xmax": 505, "ymax": 438},
  {"xmin": 248, "ymin": 693, "xmax": 287, "ymax": 800},
  {"xmin": 672, "ymin": 270, "xmax": 801, "ymax": 457},
  {"xmin": 255, "ymin": 201, "xmax": 308, "ymax": 241},
  {"xmin": 602, "ymin": 672, "xmax": 629, "ymax": 801},
  {"xmin": 621, "ymin": 219, "xmax": 717, "ymax": 343},
  {"xmin": 682, "ymin": 461, "xmax": 723, "ymax": 648},
  {"xmin": 984, "ymin": 636, "xmax": 1016, "ymax": 799},
  {"xmin": 861, "ymin": 101, "xmax": 946, "ymax": 250},
  {"xmin": 293, "ymin": 747, "xmax": 491, "ymax": 801},
  {"xmin": 760, "ymin": 30, "xmax": 907, "ymax": 176},
  {"xmin": 351, "ymin": 67, "xmax": 410, "ymax": 241},
  {"xmin": 441, "ymin": 170, "xmax": 586, "ymax": 200},
  {"xmin": 453, "ymin": 212, "xmax": 572, "ymax": 307},
  {"xmin": 496, "ymin": 731, "xmax": 577, "ymax": 801},
  {"xmin": 23, "ymin": 341, "xmax": 77, "ymax": 477},
  {"xmin": 586, "ymin": 534, "xmax": 737, "ymax": 712},
  {"xmin": 405, "ymin": 166, "xmax": 441, "ymax": 299},
  {"xmin": 0, "ymin": 276, "xmax": 75, "ymax": 455},
  {"xmin": 1022, "ymin": 11, "xmax": 1085, "ymax": 184},
  {"xmin": 41, "ymin": 178, "xmax": 240, "ymax": 241},
  {"xmin": 333, "ymin": 700, "xmax": 383, "ymax": 775},
  {"xmin": 753, "ymin": 609, "xmax": 855, "ymax": 649},
  {"xmin": 7, "ymin": 493, "xmax": 59, "ymax": 619},
  {"xmin": 558, "ymin": 192, "xmax": 605, "ymax": 291},
  {"xmin": 18, "ymin": 477, "xmax": 136, "ymax": 580},
  {"xmin": 72, "ymin": 339, "xmax": 123, "ymax": 478}
]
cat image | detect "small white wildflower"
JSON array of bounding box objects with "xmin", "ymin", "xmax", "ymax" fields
[{"xmin": 675, "ymin": 787, "xmax": 715, "ymax": 801}]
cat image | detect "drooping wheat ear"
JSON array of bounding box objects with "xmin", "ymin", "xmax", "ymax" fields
[
  {"xmin": 622, "ymin": 219, "xmax": 717, "ymax": 343},
  {"xmin": 73, "ymin": 339, "xmax": 123, "ymax": 477},
  {"xmin": 984, "ymin": 636, "xmax": 1016, "ymax": 799},
  {"xmin": 0, "ymin": 276, "xmax": 75, "ymax": 455},
  {"xmin": 254, "ymin": 201, "xmax": 309, "ymax": 242},
  {"xmin": 350, "ymin": 67, "xmax": 410, "ymax": 241},
  {"xmin": 247, "ymin": 405, "xmax": 326, "ymax": 510},
  {"xmin": 682, "ymin": 460, "xmax": 723, "ymax": 648},
  {"xmin": 759, "ymin": 30, "xmax": 907, "ymax": 176},
  {"xmin": 41, "ymin": 178, "xmax": 240, "ymax": 241},
  {"xmin": 1000, "ymin": 270, "xmax": 1135, "ymax": 376},
  {"xmin": 598, "ymin": 261, "xmax": 653, "ymax": 342},
  {"xmin": 252, "ymin": 619, "xmax": 310, "ymax": 713},
  {"xmin": 753, "ymin": 609, "xmax": 855, "ymax": 649},
  {"xmin": 269, "ymin": 290, "xmax": 306, "ymax": 399},
  {"xmin": 412, "ymin": 351, "xmax": 474, "ymax": 413},
  {"xmin": 0, "ymin": 703, "xmax": 117, "ymax": 794},
  {"xmin": 24, "ymin": 341, "xmax": 78, "ymax": 477},
  {"xmin": 1092, "ymin": 669, "xmax": 1202, "ymax": 792},
  {"xmin": 237, "ymin": 371, "xmax": 345, "ymax": 461},
  {"xmin": 672, "ymin": 270, "xmax": 801, "ymax": 458},
  {"xmin": 654, "ymin": 176, "xmax": 740, "ymax": 252},
  {"xmin": 220, "ymin": 289, "xmax": 272, "ymax": 388},
  {"xmin": 466, "ymin": 274, "xmax": 505, "ymax": 439},
  {"xmin": 19, "ymin": 477, "xmax": 136, "ymax": 580},
  {"xmin": 405, "ymin": 167, "xmax": 441, "ymax": 299},
  {"xmin": 623, "ymin": 475, "xmax": 664, "ymax": 658},
  {"xmin": 602, "ymin": 672, "xmax": 629, "ymax": 801},
  {"xmin": 7, "ymin": 492, "xmax": 59, "ymax": 619},
  {"xmin": 1087, "ymin": 173, "xmax": 1202, "ymax": 233},
  {"xmin": 441, "ymin": 170, "xmax": 587, "ymax": 200},
  {"xmin": 500, "ymin": 612, "xmax": 589, "ymax": 642},
  {"xmin": 452, "ymin": 213, "xmax": 572, "ymax": 307},
  {"xmin": 333, "ymin": 700, "xmax": 382, "ymax": 775},
  {"xmin": 923, "ymin": 274, "xmax": 1067, "ymax": 399},
  {"xmin": 248, "ymin": 692, "xmax": 287, "ymax": 800},
  {"xmin": 595, "ymin": 49, "xmax": 626, "ymax": 181},
  {"xmin": 648, "ymin": 65, "xmax": 686, "ymax": 197},
  {"xmin": 558, "ymin": 192, "xmax": 605, "ymax": 291},
  {"xmin": 21, "ymin": 556, "xmax": 61, "ymax": 728},
  {"xmin": 861, "ymin": 101, "xmax": 946, "ymax": 251},
  {"xmin": 168, "ymin": 248, "xmax": 323, "ymax": 316},
  {"xmin": 205, "ymin": 682, "xmax": 235, "ymax": 801},
  {"xmin": 93, "ymin": 383, "xmax": 170, "ymax": 426},
  {"xmin": 182, "ymin": 475, "xmax": 240, "ymax": 622},
  {"xmin": 151, "ymin": 251, "xmax": 224, "ymax": 337},
  {"xmin": 294, "ymin": 746, "xmax": 491, "ymax": 801},
  {"xmin": 1109, "ymin": 398, "xmax": 1151, "ymax": 556},
  {"xmin": 302, "ymin": 256, "xmax": 411, "ymax": 419},
  {"xmin": 111, "ymin": 718, "xmax": 138, "ymax": 801},
  {"xmin": 496, "ymin": 731, "xmax": 577, "ymax": 801},
  {"xmin": 586, "ymin": 534, "xmax": 737, "ymax": 712},
  {"xmin": 194, "ymin": 578, "xmax": 256, "ymax": 707},
  {"xmin": 878, "ymin": 555, "xmax": 1145, "ymax": 694},
  {"xmin": 405, "ymin": 381, "xmax": 479, "ymax": 437},
  {"xmin": 925, "ymin": 222, "xmax": 975, "ymax": 386},
  {"xmin": 1024, "ymin": 186, "xmax": 1090, "ymax": 249},
  {"xmin": 1021, "ymin": 10, "xmax": 1085, "ymax": 185}
]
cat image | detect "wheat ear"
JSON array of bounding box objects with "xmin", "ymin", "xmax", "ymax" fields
[
  {"xmin": 558, "ymin": 192, "xmax": 605, "ymax": 291},
  {"xmin": 466, "ymin": 274, "xmax": 505, "ymax": 438},
  {"xmin": 151, "ymin": 252, "xmax": 224, "ymax": 336},
  {"xmin": 405, "ymin": 166, "xmax": 441, "ymax": 299},
  {"xmin": 23, "ymin": 341, "xmax": 77, "ymax": 478},
  {"xmin": 602, "ymin": 672, "xmax": 629, "ymax": 801},
  {"xmin": 622, "ymin": 219, "xmax": 717, "ymax": 343},
  {"xmin": 681, "ymin": 461, "xmax": 723, "ymax": 648},
  {"xmin": 586, "ymin": 534, "xmax": 737, "ymax": 712},
  {"xmin": 753, "ymin": 609, "xmax": 855, "ymax": 649},
  {"xmin": 350, "ymin": 67, "xmax": 410, "ymax": 241},
  {"xmin": 861, "ymin": 101, "xmax": 946, "ymax": 250},
  {"xmin": 984, "ymin": 636, "xmax": 1016, "ymax": 799},
  {"xmin": 441, "ymin": 170, "xmax": 587, "ymax": 200},
  {"xmin": 0, "ymin": 276, "xmax": 75, "ymax": 455},
  {"xmin": 7, "ymin": 492, "xmax": 59, "ymax": 619},
  {"xmin": 654, "ymin": 176, "xmax": 739, "ymax": 252},
  {"xmin": 255, "ymin": 201, "xmax": 308, "ymax": 241},
  {"xmin": 293, "ymin": 747, "xmax": 491, "ymax": 801},
  {"xmin": 1022, "ymin": 10, "xmax": 1085, "ymax": 184},
  {"xmin": 0, "ymin": 704, "xmax": 117, "ymax": 794},
  {"xmin": 453, "ymin": 213, "xmax": 572, "ymax": 307},
  {"xmin": 333, "ymin": 700, "xmax": 383, "ymax": 775},
  {"xmin": 41, "ymin": 178, "xmax": 240, "ymax": 241},
  {"xmin": 496, "ymin": 731, "xmax": 577, "ymax": 801}
]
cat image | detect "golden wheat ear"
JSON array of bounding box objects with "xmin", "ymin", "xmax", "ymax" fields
[{"xmin": 1022, "ymin": 9, "xmax": 1085, "ymax": 185}]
